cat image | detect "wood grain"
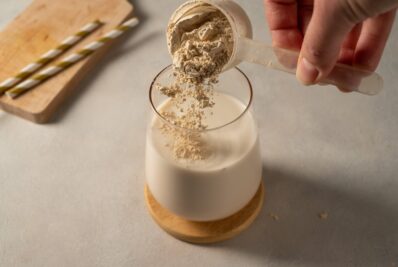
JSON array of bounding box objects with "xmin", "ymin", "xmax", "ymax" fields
[
  {"xmin": 145, "ymin": 182, "xmax": 265, "ymax": 244},
  {"xmin": 0, "ymin": 0, "xmax": 133, "ymax": 123}
]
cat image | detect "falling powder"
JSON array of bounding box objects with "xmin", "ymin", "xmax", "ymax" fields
[{"xmin": 157, "ymin": 9, "xmax": 233, "ymax": 160}]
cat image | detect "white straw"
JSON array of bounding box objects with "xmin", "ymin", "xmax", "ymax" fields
[
  {"xmin": 0, "ymin": 20, "xmax": 102, "ymax": 94},
  {"xmin": 7, "ymin": 18, "xmax": 139, "ymax": 99}
]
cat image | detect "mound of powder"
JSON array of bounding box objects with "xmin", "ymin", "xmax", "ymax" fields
[{"xmin": 168, "ymin": 10, "xmax": 233, "ymax": 84}]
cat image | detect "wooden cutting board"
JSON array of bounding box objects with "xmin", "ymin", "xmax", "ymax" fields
[{"xmin": 0, "ymin": 0, "xmax": 133, "ymax": 123}]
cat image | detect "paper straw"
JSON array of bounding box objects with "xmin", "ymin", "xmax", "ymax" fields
[
  {"xmin": 6, "ymin": 18, "xmax": 139, "ymax": 99},
  {"xmin": 0, "ymin": 20, "xmax": 102, "ymax": 94}
]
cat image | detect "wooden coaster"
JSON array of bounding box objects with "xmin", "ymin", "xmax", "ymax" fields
[{"xmin": 145, "ymin": 181, "xmax": 264, "ymax": 244}]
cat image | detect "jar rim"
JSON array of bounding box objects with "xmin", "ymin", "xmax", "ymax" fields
[{"xmin": 149, "ymin": 65, "xmax": 253, "ymax": 132}]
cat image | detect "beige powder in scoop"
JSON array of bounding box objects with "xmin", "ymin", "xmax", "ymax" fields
[{"xmin": 168, "ymin": 10, "xmax": 233, "ymax": 84}]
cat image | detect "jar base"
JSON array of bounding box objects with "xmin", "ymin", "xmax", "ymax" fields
[{"xmin": 144, "ymin": 180, "xmax": 264, "ymax": 244}]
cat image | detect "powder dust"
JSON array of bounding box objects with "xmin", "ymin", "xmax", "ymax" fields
[{"xmin": 157, "ymin": 9, "xmax": 233, "ymax": 161}]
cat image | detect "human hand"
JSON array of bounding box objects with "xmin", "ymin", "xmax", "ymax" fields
[{"xmin": 264, "ymin": 0, "xmax": 397, "ymax": 92}]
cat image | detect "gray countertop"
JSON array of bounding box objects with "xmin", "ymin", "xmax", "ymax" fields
[{"xmin": 1, "ymin": 1, "xmax": 397, "ymax": 266}]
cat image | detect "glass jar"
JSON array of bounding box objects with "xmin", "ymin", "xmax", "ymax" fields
[{"xmin": 146, "ymin": 66, "xmax": 262, "ymax": 221}]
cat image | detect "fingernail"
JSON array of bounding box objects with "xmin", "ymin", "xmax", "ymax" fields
[{"xmin": 297, "ymin": 57, "xmax": 320, "ymax": 85}]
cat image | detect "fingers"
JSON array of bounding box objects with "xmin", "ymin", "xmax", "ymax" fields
[
  {"xmin": 296, "ymin": 1, "xmax": 355, "ymax": 85},
  {"xmin": 336, "ymin": 24, "xmax": 361, "ymax": 93},
  {"xmin": 266, "ymin": 0, "xmax": 397, "ymax": 90},
  {"xmin": 298, "ymin": 0, "xmax": 313, "ymax": 34},
  {"xmin": 264, "ymin": 0, "xmax": 303, "ymax": 50},
  {"xmin": 339, "ymin": 0, "xmax": 398, "ymax": 23},
  {"xmin": 354, "ymin": 9, "xmax": 396, "ymax": 71},
  {"xmin": 338, "ymin": 23, "xmax": 362, "ymax": 65}
]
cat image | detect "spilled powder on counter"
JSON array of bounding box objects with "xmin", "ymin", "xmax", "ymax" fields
[
  {"xmin": 318, "ymin": 211, "xmax": 329, "ymax": 220},
  {"xmin": 269, "ymin": 213, "xmax": 280, "ymax": 221},
  {"xmin": 156, "ymin": 10, "xmax": 233, "ymax": 161}
]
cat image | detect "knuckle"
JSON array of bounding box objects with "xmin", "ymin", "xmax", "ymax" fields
[
  {"xmin": 304, "ymin": 46, "xmax": 328, "ymax": 66},
  {"xmin": 338, "ymin": 0, "xmax": 374, "ymax": 24}
]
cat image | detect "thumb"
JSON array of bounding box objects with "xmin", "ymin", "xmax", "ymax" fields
[{"xmin": 296, "ymin": 1, "xmax": 354, "ymax": 85}]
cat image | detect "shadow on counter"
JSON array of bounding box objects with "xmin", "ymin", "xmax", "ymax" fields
[{"xmin": 214, "ymin": 164, "xmax": 398, "ymax": 266}]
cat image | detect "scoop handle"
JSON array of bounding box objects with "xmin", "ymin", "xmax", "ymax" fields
[{"xmin": 236, "ymin": 37, "xmax": 383, "ymax": 95}]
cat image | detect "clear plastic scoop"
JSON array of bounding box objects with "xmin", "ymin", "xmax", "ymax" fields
[{"xmin": 168, "ymin": 0, "xmax": 383, "ymax": 95}]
